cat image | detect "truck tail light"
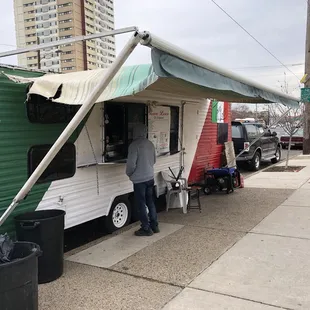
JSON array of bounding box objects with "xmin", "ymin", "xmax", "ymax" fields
[{"xmin": 244, "ymin": 142, "xmax": 250, "ymax": 152}]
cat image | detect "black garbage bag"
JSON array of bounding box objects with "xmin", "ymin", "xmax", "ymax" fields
[{"xmin": 0, "ymin": 233, "xmax": 14, "ymax": 263}]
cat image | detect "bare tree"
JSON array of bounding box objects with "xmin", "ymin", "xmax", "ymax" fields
[
  {"xmin": 231, "ymin": 104, "xmax": 252, "ymax": 120},
  {"xmin": 269, "ymin": 73, "xmax": 303, "ymax": 168},
  {"xmin": 232, "ymin": 103, "xmax": 269, "ymax": 122}
]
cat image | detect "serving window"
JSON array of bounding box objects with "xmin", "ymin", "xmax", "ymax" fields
[
  {"xmin": 104, "ymin": 102, "xmax": 147, "ymax": 162},
  {"xmin": 103, "ymin": 102, "xmax": 180, "ymax": 162}
]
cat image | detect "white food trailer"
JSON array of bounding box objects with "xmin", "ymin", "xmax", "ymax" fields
[{"xmin": 0, "ymin": 28, "xmax": 300, "ymax": 235}]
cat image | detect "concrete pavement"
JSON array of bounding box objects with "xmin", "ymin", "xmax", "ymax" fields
[{"xmin": 39, "ymin": 155, "xmax": 310, "ymax": 310}]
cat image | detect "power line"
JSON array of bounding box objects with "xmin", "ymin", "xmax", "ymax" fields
[
  {"xmin": 247, "ymin": 72, "xmax": 303, "ymax": 77},
  {"xmin": 209, "ymin": 0, "xmax": 301, "ymax": 82},
  {"xmin": 0, "ymin": 44, "xmax": 16, "ymax": 48},
  {"xmin": 232, "ymin": 63, "xmax": 304, "ymax": 70}
]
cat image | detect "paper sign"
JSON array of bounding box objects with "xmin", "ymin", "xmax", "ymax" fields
[{"xmin": 148, "ymin": 106, "xmax": 170, "ymax": 155}]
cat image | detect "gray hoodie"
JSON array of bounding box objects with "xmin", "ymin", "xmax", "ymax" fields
[{"xmin": 126, "ymin": 123, "xmax": 156, "ymax": 184}]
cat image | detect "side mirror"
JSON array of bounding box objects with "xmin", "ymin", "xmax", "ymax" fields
[{"xmin": 272, "ymin": 131, "xmax": 277, "ymax": 136}]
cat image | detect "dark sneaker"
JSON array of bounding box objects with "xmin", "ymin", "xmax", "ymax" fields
[
  {"xmin": 134, "ymin": 228, "xmax": 153, "ymax": 237},
  {"xmin": 151, "ymin": 226, "xmax": 160, "ymax": 233}
]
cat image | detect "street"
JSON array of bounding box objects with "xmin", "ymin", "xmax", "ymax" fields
[{"xmin": 240, "ymin": 149, "xmax": 302, "ymax": 177}]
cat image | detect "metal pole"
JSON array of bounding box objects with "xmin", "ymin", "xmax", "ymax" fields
[
  {"xmin": 37, "ymin": 37, "xmax": 41, "ymax": 70},
  {"xmin": 304, "ymin": 2, "xmax": 310, "ymax": 154},
  {"xmin": 0, "ymin": 31, "xmax": 142, "ymax": 227},
  {"xmin": 0, "ymin": 27, "xmax": 138, "ymax": 58}
]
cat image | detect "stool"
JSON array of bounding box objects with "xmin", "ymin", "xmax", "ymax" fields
[{"xmin": 187, "ymin": 186, "xmax": 202, "ymax": 212}]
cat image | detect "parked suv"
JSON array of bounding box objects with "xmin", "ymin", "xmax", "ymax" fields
[{"xmin": 231, "ymin": 121, "xmax": 281, "ymax": 171}]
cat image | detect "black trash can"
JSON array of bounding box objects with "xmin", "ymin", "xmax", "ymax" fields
[
  {"xmin": 0, "ymin": 242, "xmax": 41, "ymax": 310},
  {"xmin": 15, "ymin": 210, "xmax": 66, "ymax": 284}
]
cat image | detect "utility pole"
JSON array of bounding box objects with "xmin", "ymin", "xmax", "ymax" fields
[
  {"xmin": 37, "ymin": 37, "xmax": 41, "ymax": 70},
  {"xmin": 303, "ymin": 1, "xmax": 310, "ymax": 154}
]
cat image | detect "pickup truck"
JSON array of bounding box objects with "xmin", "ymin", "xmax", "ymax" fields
[
  {"xmin": 232, "ymin": 121, "xmax": 281, "ymax": 171},
  {"xmin": 280, "ymin": 128, "xmax": 303, "ymax": 149}
]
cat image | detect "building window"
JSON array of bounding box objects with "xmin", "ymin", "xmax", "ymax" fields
[
  {"xmin": 60, "ymin": 43, "xmax": 73, "ymax": 47},
  {"xmin": 58, "ymin": 11, "xmax": 72, "ymax": 16},
  {"xmin": 217, "ymin": 123, "xmax": 229, "ymax": 145},
  {"xmin": 28, "ymin": 143, "xmax": 76, "ymax": 184},
  {"xmin": 62, "ymin": 66, "xmax": 75, "ymax": 71},
  {"xmin": 59, "ymin": 18, "xmax": 72, "ymax": 24},
  {"xmin": 60, "ymin": 35, "xmax": 72, "ymax": 39},
  {"xmin": 104, "ymin": 102, "xmax": 147, "ymax": 162},
  {"xmin": 24, "ymin": 2, "xmax": 35, "ymax": 7},
  {"xmin": 62, "ymin": 59, "xmax": 74, "ymax": 63},
  {"xmin": 86, "ymin": 15, "xmax": 94, "ymax": 21},
  {"xmin": 58, "ymin": 2, "xmax": 72, "ymax": 8},
  {"xmin": 59, "ymin": 27, "xmax": 73, "ymax": 32}
]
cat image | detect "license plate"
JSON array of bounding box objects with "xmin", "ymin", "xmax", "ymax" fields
[{"xmin": 290, "ymin": 143, "xmax": 295, "ymax": 146}]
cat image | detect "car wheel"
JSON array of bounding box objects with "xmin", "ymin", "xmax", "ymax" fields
[
  {"xmin": 104, "ymin": 197, "xmax": 131, "ymax": 233},
  {"xmin": 271, "ymin": 146, "xmax": 281, "ymax": 164},
  {"xmin": 249, "ymin": 151, "xmax": 261, "ymax": 171}
]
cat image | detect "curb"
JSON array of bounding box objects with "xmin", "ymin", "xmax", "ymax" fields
[{"xmin": 243, "ymin": 151, "xmax": 301, "ymax": 179}]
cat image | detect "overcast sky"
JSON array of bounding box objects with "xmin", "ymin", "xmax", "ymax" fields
[{"xmin": 0, "ymin": 0, "xmax": 306, "ymax": 97}]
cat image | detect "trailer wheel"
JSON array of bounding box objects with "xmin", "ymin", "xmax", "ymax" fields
[{"xmin": 104, "ymin": 197, "xmax": 131, "ymax": 233}]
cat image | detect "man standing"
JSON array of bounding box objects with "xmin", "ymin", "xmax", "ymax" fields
[{"xmin": 126, "ymin": 123, "xmax": 159, "ymax": 236}]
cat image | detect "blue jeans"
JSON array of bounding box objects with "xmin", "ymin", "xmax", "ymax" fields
[{"xmin": 133, "ymin": 179, "xmax": 158, "ymax": 231}]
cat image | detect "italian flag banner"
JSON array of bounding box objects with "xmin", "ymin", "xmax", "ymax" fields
[{"xmin": 211, "ymin": 100, "xmax": 229, "ymax": 123}]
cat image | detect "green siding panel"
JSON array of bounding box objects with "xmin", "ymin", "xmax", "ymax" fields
[{"xmin": 0, "ymin": 67, "xmax": 82, "ymax": 237}]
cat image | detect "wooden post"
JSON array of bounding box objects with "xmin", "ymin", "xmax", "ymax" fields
[{"xmin": 303, "ymin": 1, "xmax": 310, "ymax": 154}]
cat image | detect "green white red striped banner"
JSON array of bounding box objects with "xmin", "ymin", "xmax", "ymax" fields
[{"xmin": 211, "ymin": 100, "xmax": 229, "ymax": 123}]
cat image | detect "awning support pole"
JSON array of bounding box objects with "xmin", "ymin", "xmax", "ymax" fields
[
  {"xmin": 0, "ymin": 31, "xmax": 142, "ymax": 227},
  {"xmin": 0, "ymin": 27, "xmax": 138, "ymax": 58},
  {"xmin": 226, "ymin": 107, "xmax": 292, "ymax": 168}
]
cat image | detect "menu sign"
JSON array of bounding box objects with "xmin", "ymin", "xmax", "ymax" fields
[{"xmin": 148, "ymin": 106, "xmax": 171, "ymax": 155}]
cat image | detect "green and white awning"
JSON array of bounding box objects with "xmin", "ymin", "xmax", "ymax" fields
[{"xmin": 3, "ymin": 48, "xmax": 300, "ymax": 107}]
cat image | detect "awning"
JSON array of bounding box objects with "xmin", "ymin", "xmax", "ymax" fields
[
  {"xmin": 3, "ymin": 49, "xmax": 300, "ymax": 107},
  {"xmin": 3, "ymin": 64, "xmax": 158, "ymax": 105}
]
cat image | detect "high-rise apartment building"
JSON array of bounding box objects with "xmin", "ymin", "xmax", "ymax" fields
[{"xmin": 14, "ymin": 0, "xmax": 116, "ymax": 72}]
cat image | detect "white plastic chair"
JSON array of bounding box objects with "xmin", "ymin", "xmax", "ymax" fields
[{"xmin": 161, "ymin": 170, "xmax": 188, "ymax": 213}]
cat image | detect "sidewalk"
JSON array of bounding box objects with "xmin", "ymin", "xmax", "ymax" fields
[{"xmin": 39, "ymin": 155, "xmax": 310, "ymax": 310}]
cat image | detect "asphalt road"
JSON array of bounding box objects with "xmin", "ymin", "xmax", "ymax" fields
[{"xmin": 240, "ymin": 149, "xmax": 302, "ymax": 178}]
